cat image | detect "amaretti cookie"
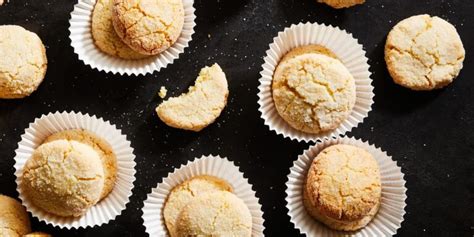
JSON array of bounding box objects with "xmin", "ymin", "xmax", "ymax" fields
[
  {"xmin": 317, "ymin": 0, "xmax": 365, "ymax": 9},
  {"xmin": 0, "ymin": 25, "xmax": 47, "ymax": 99},
  {"xmin": 21, "ymin": 140, "xmax": 105, "ymax": 217},
  {"xmin": 156, "ymin": 64, "xmax": 229, "ymax": 132},
  {"xmin": 92, "ymin": 0, "xmax": 148, "ymax": 59},
  {"xmin": 272, "ymin": 53, "xmax": 356, "ymax": 134},
  {"xmin": 303, "ymin": 144, "xmax": 381, "ymax": 231},
  {"xmin": 112, "ymin": 0, "xmax": 184, "ymax": 55},
  {"xmin": 385, "ymin": 14, "xmax": 465, "ymax": 90},
  {"xmin": 44, "ymin": 129, "xmax": 117, "ymax": 200},
  {"xmin": 0, "ymin": 195, "xmax": 31, "ymax": 236},
  {"xmin": 175, "ymin": 191, "xmax": 252, "ymax": 237},
  {"xmin": 163, "ymin": 175, "xmax": 233, "ymax": 237}
]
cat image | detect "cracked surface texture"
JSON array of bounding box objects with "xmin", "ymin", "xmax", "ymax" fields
[
  {"xmin": 272, "ymin": 53, "xmax": 356, "ymax": 134},
  {"xmin": 317, "ymin": 0, "xmax": 364, "ymax": 9},
  {"xmin": 0, "ymin": 195, "xmax": 31, "ymax": 237},
  {"xmin": 44, "ymin": 129, "xmax": 117, "ymax": 201},
  {"xmin": 163, "ymin": 175, "xmax": 232, "ymax": 237},
  {"xmin": 303, "ymin": 144, "xmax": 381, "ymax": 231},
  {"xmin": 156, "ymin": 64, "xmax": 229, "ymax": 132},
  {"xmin": 112, "ymin": 0, "xmax": 184, "ymax": 55},
  {"xmin": 385, "ymin": 14, "xmax": 465, "ymax": 90},
  {"xmin": 21, "ymin": 140, "xmax": 105, "ymax": 217},
  {"xmin": 175, "ymin": 191, "xmax": 252, "ymax": 237},
  {"xmin": 92, "ymin": 0, "xmax": 149, "ymax": 59},
  {"xmin": 0, "ymin": 25, "xmax": 47, "ymax": 99}
]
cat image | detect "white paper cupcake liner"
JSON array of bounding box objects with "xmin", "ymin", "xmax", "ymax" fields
[
  {"xmin": 13, "ymin": 111, "xmax": 136, "ymax": 229},
  {"xmin": 258, "ymin": 22, "xmax": 374, "ymax": 142},
  {"xmin": 69, "ymin": 0, "xmax": 196, "ymax": 76},
  {"xmin": 142, "ymin": 155, "xmax": 265, "ymax": 236},
  {"xmin": 285, "ymin": 137, "xmax": 407, "ymax": 236}
]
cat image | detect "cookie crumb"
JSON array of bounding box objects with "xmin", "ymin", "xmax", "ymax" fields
[{"xmin": 159, "ymin": 86, "xmax": 168, "ymax": 98}]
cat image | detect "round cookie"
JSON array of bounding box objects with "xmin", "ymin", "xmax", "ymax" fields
[
  {"xmin": 317, "ymin": 0, "xmax": 365, "ymax": 9},
  {"xmin": 156, "ymin": 64, "xmax": 229, "ymax": 132},
  {"xmin": 43, "ymin": 129, "xmax": 117, "ymax": 200},
  {"xmin": 272, "ymin": 53, "xmax": 356, "ymax": 134},
  {"xmin": 175, "ymin": 191, "xmax": 252, "ymax": 237},
  {"xmin": 21, "ymin": 140, "xmax": 105, "ymax": 217},
  {"xmin": 112, "ymin": 0, "xmax": 184, "ymax": 55},
  {"xmin": 0, "ymin": 195, "xmax": 31, "ymax": 236},
  {"xmin": 0, "ymin": 25, "xmax": 47, "ymax": 99},
  {"xmin": 24, "ymin": 232, "xmax": 52, "ymax": 237},
  {"xmin": 303, "ymin": 144, "xmax": 381, "ymax": 231},
  {"xmin": 385, "ymin": 14, "xmax": 465, "ymax": 90},
  {"xmin": 163, "ymin": 175, "xmax": 233, "ymax": 237},
  {"xmin": 92, "ymin": 0, "xmax": 148, "ymax": 59}
]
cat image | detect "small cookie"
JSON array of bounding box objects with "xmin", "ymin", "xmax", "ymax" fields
[
  {"xmin": 385, "ymin": 14, "xmax": 465, "ymax": 90},
  {"xmin": 156, "ymin": 64, "xmax": 229, "ymax": 132},
  {"xmin": 317, "ymin": 0, "xmax": 365, "ymax": 9},
  {"xmin": 303, "ymin": 144, "xmax": 381, "ymax": 231},
  {"xmin": 43, "ymin": 129, "xmax": 117, "ymax": 200},
  {"xmin": 0, "ymin": 25, "xmax": 47, "ymax": 99},
  {"xmin": 24, "ymin": 232, "xmax": 52, "ymax": 237},
  {"xmin": 175, "ymin": 191, "xmax": 252, "ymax": 237},
  {"xmin": 163, "ymin": 175, "xmax": 232, "ymax": 237},
  {"xmin": 272, "ymin": 53, "xmax": 356, "ymax": 134},
  {"xmin": 112, "ymin": 0, "xmax": 184, "ymax": 55},
  {"xmin": 21, "ymin": 140, "xmax": 105, "ymax": 217},
  {"xmin": 0, "ymin": 195, "xmax": 31, "ymax": 236},
  {"xmin": 92, "ymin": 0, "xmax": 148, "ymax": 59}
]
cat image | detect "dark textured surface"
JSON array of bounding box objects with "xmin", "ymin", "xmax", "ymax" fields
[{"xmin": 0, "ymin": 0, "xmax": 473, "ymax": 236}]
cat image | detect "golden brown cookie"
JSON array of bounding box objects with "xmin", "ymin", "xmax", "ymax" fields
[
  {"xmin": 0, "ymin": 25, "xmax": 47, "ymax": 99},
  {"xmin": 92, "ymin": 0, "xmax": 149, "ymax": 59},
  {"xmin": 303, "ymin": 144, "xmax": 381, "ymax": 231},
  {"xmin": 272, "ymin": 53, "xmax": 356, "ymax": 134},
  {"xmin": 385, "ymin": 14, "xmax": 465, "ymax": 90},
  {"xmin": 112, "ymin": 0, "xmax": 184, "ymax": 55},
  {"xmin": 163, "ymin": 175, "xmax": 232, "ymax": 237},
  {"xmin": 21, "ymin": 140, "xmax": 105, "ymax": 217},
  {"xmin": 317, "ymin": 0, "xmax": 365, "ymax": 9},
  {"xmin": 156, "ymin": 64, "xmax": 229, "ymax": 132},
  {"xmin": 0, "ymin": 195, "xmax": 31, "ymax": 236},
  {"xmin": 43, "ymin": 129, "xmax": 117, "ymax": 200},
  {"xmin": 175, "ymin": 191, "xmax": 252, "ymax": 237}
]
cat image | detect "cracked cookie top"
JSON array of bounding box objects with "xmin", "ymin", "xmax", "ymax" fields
[
  {"xmin": 0, "ymin": 195, "xmax": 31, "ymax": 236},
  {"xmin": 317, "ymin": 0, "xmax": 365, "ymax": 9},
  {"xmin": 112, "ymin": 0, "xmax": 184, "ymax": 55},
  {"xmin": 163, "ymin": 175, "xmax": 233, "ymax": 237},
  {"xmin": 0, "ymin": 25, "xmax": 47, "ymax": 99},
  {"xmin": 21, "ymin": 140, "xmax": 105, "ymax": 217},
  {"xmin": 385, "ymin": 14, "xmax": 465, "ymax": 90},
  {"xmin": 156, "ymin": 64, "xmax": 229, "ymax": 132},
  {"xmin": 44, "ymin": 129, "xmax": 117, "ymax": 201},
  {"xmin": 305, "ymin": 144, "xmax": 381, "ymax": 223},
  {"xmin": 175, "ymin": 190, "xmax": 252, "ymax": 237},
  {"xmin": 272, "ymin": 53, "xmax": 356, "ymax": 134},
  {"xmin": 92, "ymin": 0, "xmax": 149, "ymax": 59}
]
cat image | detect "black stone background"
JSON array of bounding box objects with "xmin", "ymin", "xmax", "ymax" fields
[{"xmin": 0, "ymin": 0, "xmax": 473, "ymax": 236}]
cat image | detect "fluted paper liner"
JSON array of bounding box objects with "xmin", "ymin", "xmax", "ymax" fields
[
  {"xmin": 142, "ymin": 155, "xmax": 265, "ymax": 236},
  {"xmin": 258, "ymin": 22, "xmax": 374, "ymax": 142},
  {"xmin": 14, "ymin": 111, "xmax": 136, "ymax": 229},
  {"xmin": 285, "ymin": 137, "xmax": 407, "ymax": 236},
  {"xmin": 69, "ymin": 0, "xmax": 196, "ymax": 76}
]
